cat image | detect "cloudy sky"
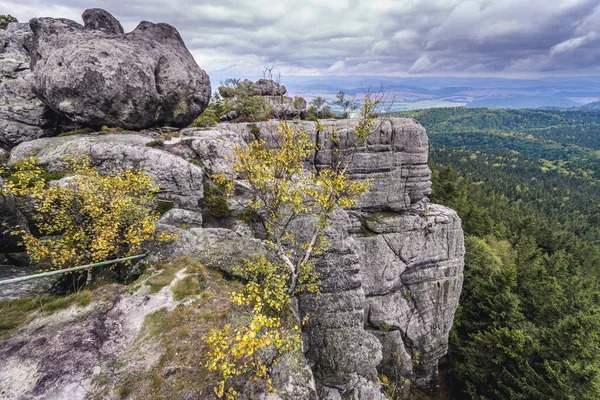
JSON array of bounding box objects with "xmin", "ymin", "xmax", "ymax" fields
[{"xmin": 4, "ymin": 0, "xmax": 600, "ymax": 79}]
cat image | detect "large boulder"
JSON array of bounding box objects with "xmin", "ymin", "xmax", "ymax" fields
[
  {"xmin": 9, "ymin": 134, "xmax": 204, "ymax": 209},
  {"xmin": 0, "ymin": 23, "xmax": 56, "ymax": 148},
  {"xmin": 254, "ymin": 79, "xmax": 287, "ymax": 96},
  {"xmin": 29, "ymin": 9, "xmax": 211, "ymax": 130}
]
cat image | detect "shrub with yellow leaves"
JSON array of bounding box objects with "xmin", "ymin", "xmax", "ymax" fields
[
  {"xmin": 1, "ymin": 156, "xmax": 174, "ymax": 277},
  {"xmin": 205, "ymin": 95, "xmax": 380, "ymax": 398}
]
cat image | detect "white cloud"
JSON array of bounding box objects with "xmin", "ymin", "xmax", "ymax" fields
[
  {"xmin": 327, "ymin": 60, "xmax": 346, "ymax": 73},
  {"xmin": 550, "ymin": 31, "xmax": 600, "ymax": 56},
  {"xmin": 3, "ymin": 0, "xmax": 600, "ymax": 77},
  {"xmin": 409, "ymin": 55, "xmax": 434, "ymax": 73}
]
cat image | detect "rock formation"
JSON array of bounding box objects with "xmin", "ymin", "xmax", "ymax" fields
[
  {"xmin": 4, "ymin": 106, "xmax": 464, "ymax": 399},
  {"xmin": 30, "ymin": 9, "xmax": 211, "ymax": 130},
  {"xmin": 0, "ymin": 23, "xmax": 55, "ymax": 148},
  {"xmin": 254, "ymin": 78, "xmax": 287, "ymax": 96},
  {"xmin": 217, "ymin": 79, "xmax": 308, "ymax": 121},
  {"xmin": 215, "ymin": 119, "xmax": 464, "ymax": 396},
  {"xmin": 0, "ymin": 9, "xmax": 211, "ymax": 148},
  {"xmin": 9, "ymin": 134, "xmax": 204, "ymax": 209}
]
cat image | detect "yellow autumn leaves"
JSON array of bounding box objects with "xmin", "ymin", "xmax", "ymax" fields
[
  {"xmin": 205, "ymin": 255, "xmax": 302, "ymax": 399},
  {"xmin": 206, "ymin": 95, "xmax": 380, "ymax": 398},
  {"xmin": 1, "ymin": 156, "xmax": 173, "ymax": 271}
]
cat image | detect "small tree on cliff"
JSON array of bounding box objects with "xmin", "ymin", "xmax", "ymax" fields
[
  {"xmin": 335, "ymin": 90, "xmax": 356, "ymax": 118},
  {"xmin": 0, "ymin": 15, "xmax": 17, "ymax": 30},
  {"xmin": 310, "ymin": 96, "xmax": 326, "ymax": 118},
  {"xmin": 205, "ymin": 95, "xmax": 380, "ymax": 398},
  {"xmin": 1, "ymin": 157, "xmax": 174, "ymax": 283}
]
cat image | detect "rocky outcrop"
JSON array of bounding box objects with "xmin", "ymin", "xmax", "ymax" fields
[
  {"xmin": 217, "ymin": 79, "xmax": 306, "ymax": 121},
  {"xmin": 222, "ymin": 118, "xmax": 432, "ymax": 211},
  {"xmin": 265, "ymin": 96, "xmax": 309, "ymax": 120},
  {"xmin": 150, "ymin": 225, "xmax": 265, "ymax": 276},
  {"xmin": 213, "ymin": 118, "xmax": 463, "ymax": 397},
  {"xmin": 255, "ymin": 78, "xmax": 287, "ymax": 96},
  {"xmin": 358, "ymin": 204, "xmax": 464, "ymax": 391},
  {"xmin": 0, "ymin": 23, "xmax": 55, "ymax": 148},
  {"xmin": 29, "ymin": 9, "xmax": 211, "ymax": 130},
  {"xmin": 8, "ymin": 134, "xmax": 204, "ymax": 209},
  {"xmin": 1, "ymin": 113, "xmax": 463, "ymax": 399}
]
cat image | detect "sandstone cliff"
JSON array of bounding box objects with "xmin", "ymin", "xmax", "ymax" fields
[{"xmin": 4, "ymin": 118, "xmax": 464, "ymax": 399}]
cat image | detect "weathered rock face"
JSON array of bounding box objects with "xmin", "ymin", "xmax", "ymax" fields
[
  {"xmin": 216, "ymin": 118, "xmax": 463, "ymax": 397},
  {"xmin": 358, "ymin": 204, "xmax": 464, "ymax": 391},
  {"xmin": 150, "ymin": 225, "xmax": 265, "ymax": 276},
  {"xmin": 264, "ymin": 96, "xmax": 308, "ymax": 120},
  {"xmin": 29, "ymin": 9, "xmax": 211, "ymax": 130},
  {"xmin": 297, "ymin": 212, "xmax": 387, "ymax": 400},
  {"xmin": 9, "ymin": 134, "xmax": 204, "ymax": 209},
  {"xmin": 255, "ymin": 78, "xmax": 287, "ymax": 96},
  {"xmin": 0, "ymin": 23, "xmax": 55, "ymax": 148},
  {"xmin": 222, "ymin": 118, "xmax": 432, "ymax": 211}
]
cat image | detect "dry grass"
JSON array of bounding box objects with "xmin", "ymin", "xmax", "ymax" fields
[
  {"xmin": 112, "ymin": 258, "xmax": 248, "ymax": 399},
  {"xmin": 0, "ymin": 290, "xmax": 92, "ymax": 339}
]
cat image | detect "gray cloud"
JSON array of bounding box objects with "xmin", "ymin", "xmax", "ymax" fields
[{"xmin": 3, "ymin": 0, "xmax": 600, "ymax": 78}]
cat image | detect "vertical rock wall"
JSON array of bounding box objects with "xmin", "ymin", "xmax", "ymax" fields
[
  {"xmin": 230, "ymin": 119, "xmax": 465, "ymax": 398},
  {"xmin": 0, "ymin": 23, "xmax": 55, "ymax": 148}
]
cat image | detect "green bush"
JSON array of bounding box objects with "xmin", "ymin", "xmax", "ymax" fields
[
  {"xmin": 146, "ymin": 140, "xmax": 164, "ymax": 148},
  {"xmin": 213, "ymin": 78, "xmax": 273, "ymax": 122},
  {"xmin": 203, "ymin": 185, "xmax": 229, "ymax": 219},
  {"xmin": 58, "ymin": 128, "xmax": 94, "ymax": 137},
  {"xmin": 0, "ymin": 15, "xmax": 17, "ymax": 30},
  {"xmin": 248, "ymin": 124, "xmax": 261, "ymax": 140},
  {"xmin": 218, "ymin": 86, "xmax": 236, "ymax": 98},
  {"xmin": 191, "ymin": 105, "xmax": 220, "ymax": 128},
  {"xmin": 293, "ymin": 96, "xmax": 306, "ymax": 110}
]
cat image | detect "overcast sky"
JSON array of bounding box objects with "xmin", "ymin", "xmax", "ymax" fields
[{"xmin": 4, "ymin": 0, "xmax": 600, "ymax": 79}]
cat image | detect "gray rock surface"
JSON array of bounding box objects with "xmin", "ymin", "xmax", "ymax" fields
[
  {"xmin": 158, "ymin": 208, "xmax": 203, "ymax": 228},
  {"xmin": 221, "ymin": 118, "xmax": 432, "ymax": 211},
  {"xmin": 82, "ymin": 8, "xmax": 124, "ymax": 34},
  {"xmin": 358, "ymin": 203, "xmax": 464, "ymax": 392},
  {"xmin": 297, "ymin": 203, "xmax": 463, "ymax": 397},
  {"xmin": 152, "ymin": 225, "xmax": 266, "ymax": 276},
  {"xmin": 178, "ymin": 130, "xmax": 245, "ymax": 179},
  {"xmin": 9, "ymin": 134, "xmax": 204, "ymax": 209},
  {"xmin": 264, "ymin": 96, "xmax": 307, "ymax": 120},
  {"xmin": 255, "ymin": 79, "xmax": 287, "ymax": 96},
  {"xmin": 297, "ymin": 211, "xmax": 387, "ymax": 399},
  {"xmin": 29, "ymin": 9, "xmax": 211, "ymax": 130},
  {"xmin": 0, "ymin": 23, "xmax": 55, "ymax": 148}
]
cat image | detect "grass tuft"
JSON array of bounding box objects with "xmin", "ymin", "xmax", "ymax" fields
[{"xmin": 0, "ymin": 290, "xmax": 93, "ymax": 339}]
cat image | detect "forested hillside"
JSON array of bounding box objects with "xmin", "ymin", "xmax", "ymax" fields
[{"xmin": 399, "ymin": 108, "xmax": 600, "ymax": 399}]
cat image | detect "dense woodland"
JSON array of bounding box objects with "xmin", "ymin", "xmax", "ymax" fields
[{"xmin": 398, "ymin": 108, "xmax": 600, "ymax": 399}]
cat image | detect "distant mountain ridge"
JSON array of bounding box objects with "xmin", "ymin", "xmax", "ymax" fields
[{"xmin": 209, "ymin": 74, "xmax": 600, "ymax": 111}]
